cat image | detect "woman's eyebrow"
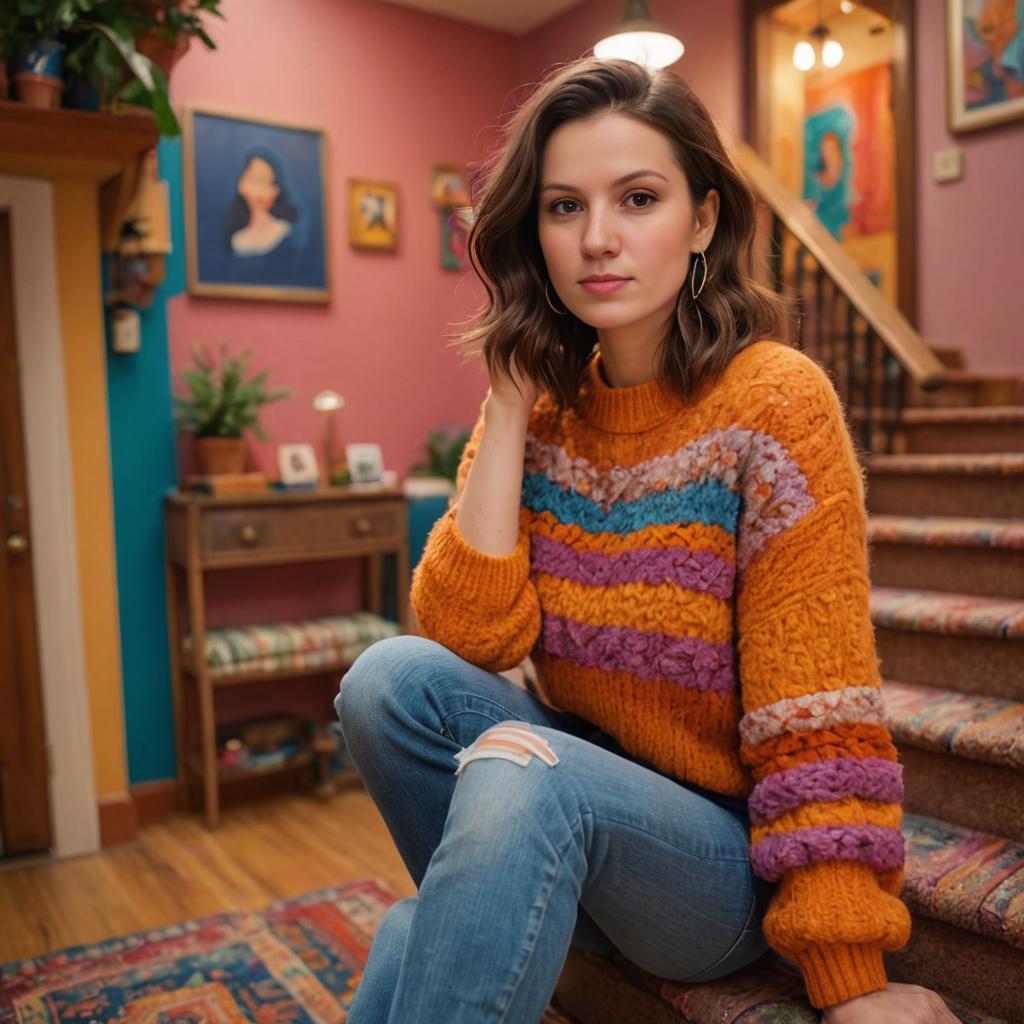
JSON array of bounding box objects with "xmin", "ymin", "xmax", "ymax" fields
[{"xmin": 540, "ymin": 169, "xmax": 669, "ymax": 193}]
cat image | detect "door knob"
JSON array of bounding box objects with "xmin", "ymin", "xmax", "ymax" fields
[{"xmin": 6, "ymin": 534, "xmax": 28, "ymax": 554}]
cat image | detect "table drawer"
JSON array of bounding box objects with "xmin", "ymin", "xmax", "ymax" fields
[{"xmin": 201, "ymin": 501, "xmax": 403, "ymax": 557}]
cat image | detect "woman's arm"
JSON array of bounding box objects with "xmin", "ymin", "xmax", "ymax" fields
[
  {"xmin": 410, "ymin": 364, "xmax": 542, "ymax": 672},
  {"xmin": 455, "ymin": 392, "xmax": 533, "ymax": 556}
]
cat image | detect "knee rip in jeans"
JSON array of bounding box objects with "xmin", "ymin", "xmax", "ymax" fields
[{"xmin": 453, "ymin": 721, "xmax": 559, "ymax": 777}]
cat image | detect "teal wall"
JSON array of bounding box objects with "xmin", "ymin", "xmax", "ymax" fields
[{"xmin": 105, "ymin": 136, "xmax": 184, "ymax": 784}]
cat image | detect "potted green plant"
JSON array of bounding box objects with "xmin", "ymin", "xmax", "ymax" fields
[
  {"xmin": 174, "ymin": 342, "xmax": 292, "ymax": 476},
  {"xmin": 407, "ymin": 424, "xmax": 471, "ymax": 495},
  {"xmin": 0, "ymin": 4, "xmax": 27, "ymax": 99},
  {"xmin": 9, "ymin": 0, "xmax": 92, "ymax": 109},
  {"xmin": 127, "ymin": 0, "xmax": 224, "ymax": 79}
]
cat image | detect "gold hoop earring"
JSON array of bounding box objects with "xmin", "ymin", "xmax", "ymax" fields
[
  {"xmin": 545, "ymin": 280, "xmax": 568, "ymax": 316},
  {"xmin": 690, "ymin": 246, "xmax": 709, "ymax": 301}
]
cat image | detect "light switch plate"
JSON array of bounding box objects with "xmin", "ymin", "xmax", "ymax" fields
[{"xmin": 933, "ymin": 148, "xmax": 963, "ymax": 183}]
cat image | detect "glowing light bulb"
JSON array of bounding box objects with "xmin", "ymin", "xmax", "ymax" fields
[
  {"xmin": 823, "ymin": 39, "xmax": 844, "ymax": 67},
  {"xmin": 793, "ymin": 40, "xmax": 816, "ymax": 71}
]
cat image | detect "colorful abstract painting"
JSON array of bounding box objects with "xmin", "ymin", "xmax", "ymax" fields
[
  {"xmin": 949, "ymin": 0, "xmax": 1024, "ymax": 131},
  {"xmin": 803, "ymin": 62, "xmax": 894, "ymax": 243}
]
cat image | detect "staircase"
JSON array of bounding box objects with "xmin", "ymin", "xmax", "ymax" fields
[{"xmin": 553, "ymin": 355, "xmax": 1024, "ymax": 1024}]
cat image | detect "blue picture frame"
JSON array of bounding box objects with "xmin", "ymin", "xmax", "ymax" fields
[{"xmin": 183, "ymin": 104, "xmax": 331, "ymax": 302}]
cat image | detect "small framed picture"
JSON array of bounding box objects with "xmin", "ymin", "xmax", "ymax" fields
[
  {"xmin": 278, "ymin": 443, "xmax": 319, "ymax": 485},
  {"xmin": 345, "ymin": 443, "xmax": 384, "ymax": 483},
  {"xmin": 430, "ymin": 164, "xmax": 470, "ymax": 209},
  {"xmin": 348, "ymin": 178, "xmax": 398, "ymax": 250}
]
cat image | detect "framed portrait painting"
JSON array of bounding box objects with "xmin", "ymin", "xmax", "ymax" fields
[
  {"xmin": 947, "ymin": 0, "xmax": 1024, "ymax": 132},
  {"xmin": 183, "ymin": 104, "xmax": 330, "ymax": 302},
  {"xmin": 348, "ymin": 179, "xmax": 399, "ymax": 251}
]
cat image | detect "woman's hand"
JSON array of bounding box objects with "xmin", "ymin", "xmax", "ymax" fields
[
  {"xmin": 486, "ymin": 354, "xmax": 540, "ymax": 416},
  {"xmin": 823, "ymin": 982, "xmax": 962, "ymax": 1023}
]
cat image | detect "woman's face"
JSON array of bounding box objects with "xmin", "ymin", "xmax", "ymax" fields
[
  {"xmin": 538, "ymin": 113, "xmax": 712, "ymax": 334},
  {"xmin": 237, "ymin": 157, "xmax": 279, "ymax": 213}
]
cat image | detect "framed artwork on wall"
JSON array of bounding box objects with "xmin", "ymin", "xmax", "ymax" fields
[
  {"xmin": 348, "ymin": 179, "xmax": 399, "ymax": 250},
  {"xmin": 182, "ymin": 104, "xmax": 330, "ymax": 303},
  {"xmin": 947, "ymin": 0, "xmax": 1024, "ymax": 132}
]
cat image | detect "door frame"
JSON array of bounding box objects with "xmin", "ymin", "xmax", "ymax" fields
[
  {"xmin": 0, "ymin": 176, "xmax": 99, "ymax": 857},
  {"xmin": 743, "ymin": 0, "xmax": 918, "ymax": 328}
]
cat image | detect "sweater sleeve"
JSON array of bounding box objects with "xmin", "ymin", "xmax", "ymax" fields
[
  {"xmin": 733, "ymin": 350, "xmax": 912, "ymax": 1009},
  {"xmin": 409, "ymin": 403, "xmax": 541, "ymax": 672}
]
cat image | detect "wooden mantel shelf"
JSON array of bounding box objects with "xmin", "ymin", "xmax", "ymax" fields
[
  {"xmin": 0, "ymin": 100, "xmax": 162, "ymax": 250},
  {"xmin": 0, "ymin": 100, "xmax": 159, "ymax": 182}
]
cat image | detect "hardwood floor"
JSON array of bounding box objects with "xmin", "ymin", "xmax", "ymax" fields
[{"xmin": 0, "ymin": 780, "xmax": 416, "ymax": 963}]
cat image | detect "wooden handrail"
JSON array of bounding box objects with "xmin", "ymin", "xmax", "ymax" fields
[{"xmin": 728, "ymin": 139, "xmax": 946, "ymax": 391}]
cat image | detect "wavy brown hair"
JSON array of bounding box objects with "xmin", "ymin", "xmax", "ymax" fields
[{"xmin": 457, "ymin": 57, "xmax": 789, "ymax": 411}]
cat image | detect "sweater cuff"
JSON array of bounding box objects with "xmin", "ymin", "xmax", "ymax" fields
[
  {"xmin": 793, "ymin": 942, "xmax": 888, "ymax": 1009},
  {"xmin": 425, "ymin": 509, "xmax": 530, "ymax": 609}
]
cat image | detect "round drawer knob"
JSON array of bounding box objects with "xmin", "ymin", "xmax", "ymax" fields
[
  {"xmin": 353, "ymin": 517, "xmax": 372, "ymax": 535},
  {"xmin": 239, "ymin": 524, "xmax": 258, "ymax": 544}
]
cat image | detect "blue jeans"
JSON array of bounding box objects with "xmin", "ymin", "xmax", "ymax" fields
[{"xmin": 334, "ymin": 635, "xmax": 774, "ymax": 1023}]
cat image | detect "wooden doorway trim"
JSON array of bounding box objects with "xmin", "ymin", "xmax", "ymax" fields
[
  {"xmin": 743, "ymin": 0, "xmax": 918, "ymax": 328},
  {"xmin": 0, "ymin": 176, "xmax": 99, "ymax": 857}
]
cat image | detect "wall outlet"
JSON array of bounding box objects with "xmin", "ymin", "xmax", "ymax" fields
[
  {"xmin": 110, "ymin": 307, "xmax": 141, "ymax": 353},
  {"xmin": 933, "ymin": 148, "xmax": 963, "ymax": 183}
]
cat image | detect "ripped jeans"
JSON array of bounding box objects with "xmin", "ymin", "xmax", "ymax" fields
[{"xmin": 334, "ymin": 635, "xmax": 774, "ymax": 1024}]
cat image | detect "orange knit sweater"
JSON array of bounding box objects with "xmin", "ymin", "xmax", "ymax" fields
[{"xmin": 411, "ymin": 339, "xmax": 911, "ymax": 1008}]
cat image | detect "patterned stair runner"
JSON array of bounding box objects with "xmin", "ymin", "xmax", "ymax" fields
[
  {"xmin": 870, "ymin": 587, "xmax": 1024, "ymax": 639},
  {"xmin": 883, "ymin": 680, "xmax": 1024, "ymax": 770}
]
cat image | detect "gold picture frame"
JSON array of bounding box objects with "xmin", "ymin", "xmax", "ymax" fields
[
  {"xmin": 947, "ymin": 0, "xmax": 1024, "ymax": 133},
  {"xmin": 182, "ymin": 102, "xmax": 331, "ymax": 303},
  {"xmin": 348, "ymin": 178, "xmax": 399, "ymax": 251}
]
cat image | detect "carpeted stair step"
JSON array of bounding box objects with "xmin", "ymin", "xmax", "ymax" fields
[
  {"xmin": 868, "ymin": 515, "xmax": 1024, "ymax": 599},
  {"xmin": 895, "ymin": 407, "xmax": 1024, "ymax": 455},
  {"xmin": 871, "ymin": 587, "xmax": 1024, "ymax": 702},
  {"xmin": 903, "ymin": 369, "xmax": 1021, "ymax": 408},
  {"xmin": 883, "ymin": 679, "xmax": 1024, "ymax": 841},
  {"xmin": 849, "ymin": 405, "xmax": 1024, "ymax": 455},
  {"xmin": 866, "ymin": 453, "xmax": 1024, "ymax": 518},
  {"xmin": 554, "ymin": 811, "xmax": 1023, "ymax": 1023},
  {"xmin": 886, "ymin": 813, "xmax": 1024, "ymax": 1021}
]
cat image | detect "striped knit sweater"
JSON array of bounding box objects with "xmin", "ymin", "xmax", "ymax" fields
[{"xmin": 411, "ymin": 338, "xmax": 911, "ymax": 1008}]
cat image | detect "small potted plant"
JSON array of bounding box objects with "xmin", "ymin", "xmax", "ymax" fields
[
  {"xmin": 8, "ymin": 0, "xmax": 90, "ymax": 109},
  {"xmin": 174, "ymin": 342, "xmax": 292, "ymax": 476},
  {"xmin": 405, "ymin": 424, "xmax": 471, "ymax": 498}
]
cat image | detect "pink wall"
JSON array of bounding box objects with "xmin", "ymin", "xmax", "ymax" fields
[
  {"xmin": 167, "ymin": 0, "xmax": 517, "ymax": 482},
  {"xmin": 514, "ymin": 0, "xmax": 744, "ymax": 136},
  {"xmin": 915, "ymin": 0, "xmax": 1024, "ymax": 374},
  {"xmin": 167, "ymin": 0, "xmax": 747, "ymax": 485}
]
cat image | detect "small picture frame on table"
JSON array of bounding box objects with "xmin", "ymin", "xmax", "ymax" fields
[
  {"xmin": 278, "ymin": 443, "xmax": 319, "ymax": 486},
  {"xmin": 345, "ymin": 443, "xmax": 384, "ymax": 483}
]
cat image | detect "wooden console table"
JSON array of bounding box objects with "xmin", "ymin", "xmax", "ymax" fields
[{"xmin": 164, "ymin": 487, "xmax": 409, "ymax": 827}]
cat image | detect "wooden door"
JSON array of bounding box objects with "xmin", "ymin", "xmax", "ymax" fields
[{"xmin": 0, "ymin": 209, "xmax": 52, "ymax": 856}]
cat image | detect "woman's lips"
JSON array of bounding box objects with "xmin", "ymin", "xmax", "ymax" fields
[{"xmin": 580, "ymin": 278, "xmax": 631, "ymax": 295}]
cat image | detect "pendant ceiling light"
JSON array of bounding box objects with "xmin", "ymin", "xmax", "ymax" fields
[
  {"xmin": 793, "ymin": 0, "xmax": 844, "ymax": 71},
  {"xmin": 594, "ymin": 0, "xmax": 684, "ymax": 72}
]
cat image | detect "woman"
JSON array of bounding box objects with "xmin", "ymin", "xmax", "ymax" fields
[
  {"xmin": 336, "ymin": 57, "xmax": 958, "ymax": 1024},
  {"xmin": 225, "ymin": 150, "xmax": 297, "ymax": 257}
]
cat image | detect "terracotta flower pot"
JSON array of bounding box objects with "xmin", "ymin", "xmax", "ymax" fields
[
  {"xmin": 14, "ymin": 72, "xmax": 63, "ymax": 109},
  {"xmin": 195, "ymin": 436, "xmax": 246, "ymax": 476},
  {"xmin": 134, "ymin": 27, "xmax": 191, "ymax": 79}
]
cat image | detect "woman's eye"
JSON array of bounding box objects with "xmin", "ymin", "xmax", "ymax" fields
[
  {"xmin": 550, "ymin": 198, "xmax": 580, "ymax": 215},
  {"xmin": 625, "ymin": 191, "xmax": 657, "ymax": 209}
]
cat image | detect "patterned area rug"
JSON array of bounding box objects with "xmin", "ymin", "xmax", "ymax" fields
[{"xmin": 0, "ymin": 879, "xmax": 576, "ymax": 1023}]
